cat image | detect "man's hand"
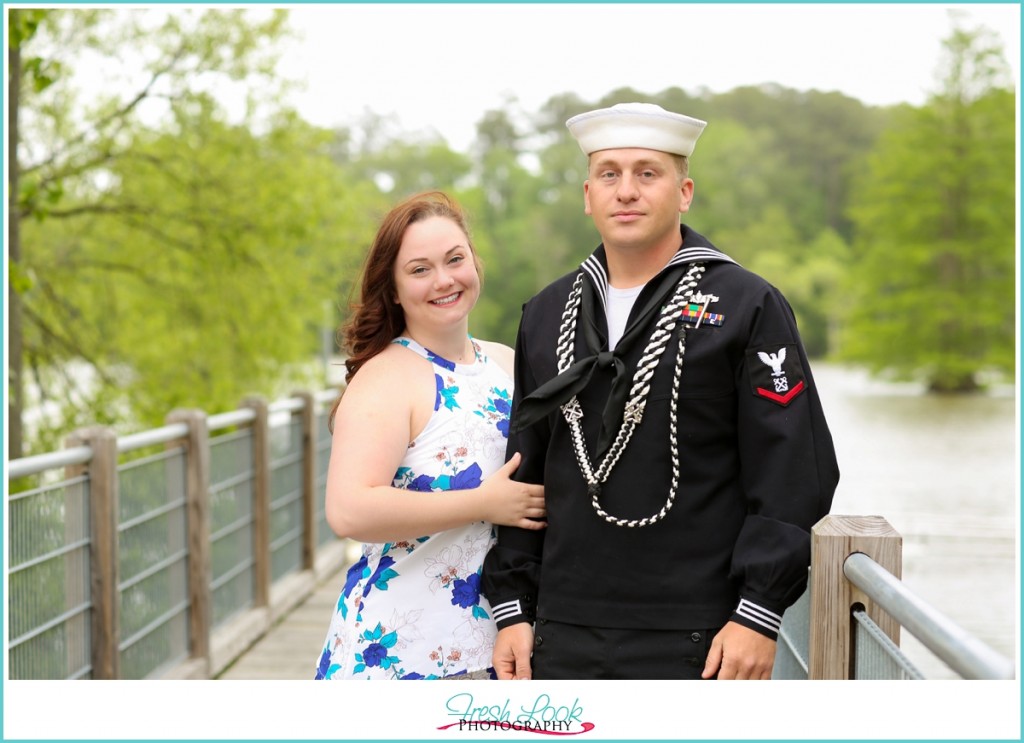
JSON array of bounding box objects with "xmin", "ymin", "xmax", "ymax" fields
[
  {"xmin": 493, "ymin": 623, "xmax": 535, "ymax": 680},
  {"xmin": 702, "ymin": 621, "xmax": 776, "ymax": 680}
]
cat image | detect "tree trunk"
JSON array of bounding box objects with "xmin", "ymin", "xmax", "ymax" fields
[{"xmin": 8, "ymin": 37, "xmax": 24, "ymax": 460}]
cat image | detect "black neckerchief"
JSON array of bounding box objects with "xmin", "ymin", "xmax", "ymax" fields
[{"xmin": 513, "ymin": 228, "xmax": 735, "ymax": 459}]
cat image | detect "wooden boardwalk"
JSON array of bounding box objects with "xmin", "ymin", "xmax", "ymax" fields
[{"xmin": 216, "ymin": 562, "xmax": 347, "ymax": 680}]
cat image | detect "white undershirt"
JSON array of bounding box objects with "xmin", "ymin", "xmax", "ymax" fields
[{"xmin": 606, "ymin": 284, "xmax": 644, "ymax": 351}]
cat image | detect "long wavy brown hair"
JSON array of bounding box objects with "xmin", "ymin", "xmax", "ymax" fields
[{"xmin": 328, "ymin": 191, "xmax": 481, "ymax": 430}]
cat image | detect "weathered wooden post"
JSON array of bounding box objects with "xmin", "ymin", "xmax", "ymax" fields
[
  {"xmin": 294, "ymin": 391, "xmax": 317, "ymax": 571},
  {"xmin": 808, "ymin": 514, "xmax": 902, "ymax": 679},
  {"xmin": 243, "ymin": 397, "xmax": 271, "ymax": 607},
  {"xmin": 166, "ymin": 409, "xmax": 212, "ymax": 676},
  {"xmin": 64, "ymin": 426, "xmax": 120, "ymax": 679}
]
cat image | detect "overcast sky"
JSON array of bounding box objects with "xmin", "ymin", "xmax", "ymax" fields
[{"xmin": 276, "ymin": 3, "xmax": 1020, "ymax": 151}]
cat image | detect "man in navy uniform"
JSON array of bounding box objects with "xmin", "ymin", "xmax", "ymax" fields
[{"xmin": 482, "ymin": 102, "xmax": 839, "ymax": 680}]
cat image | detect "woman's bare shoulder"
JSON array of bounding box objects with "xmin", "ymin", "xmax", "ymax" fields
[
  {"xmin": 341, "ymin": 344, "xmax": 433, "ymax": 402},
  {"xmin": 475, "ymin": 339, "xmax": 515, "ymax": 378}
]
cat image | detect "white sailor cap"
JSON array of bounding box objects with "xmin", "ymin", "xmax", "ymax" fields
[{"xmin": 566, "ymin": 102, "xmax": 707, "ymax": 157}]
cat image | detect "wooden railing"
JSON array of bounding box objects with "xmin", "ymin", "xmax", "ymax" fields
[
  {"xmin": 775, "ymin": 514, "xmax": 1015, "ymax": 680},
  {"xmin": 6, "ymin": 388, "xmax": 349, "ymax": 680}
]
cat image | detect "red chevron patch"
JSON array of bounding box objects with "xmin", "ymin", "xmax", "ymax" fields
[{"xmin": 755, "ymin": 380, "xmax": 805, "ymax": 406}]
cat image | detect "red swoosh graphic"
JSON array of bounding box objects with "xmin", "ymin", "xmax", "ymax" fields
[
  {"xmin": 756, "ymin": 379, "xmax": 805, "ymax": 405},
  {"xmin": 436, "ymin": 722, "xmax": 596, "ymax": 736}
]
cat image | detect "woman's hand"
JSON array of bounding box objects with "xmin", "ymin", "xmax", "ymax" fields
[{"xmin": 479, "ymin": 452, "xmax": 546, "ymax": 529}]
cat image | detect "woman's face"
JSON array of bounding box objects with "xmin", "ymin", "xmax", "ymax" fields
[{"xmin": 393, "ymin": 215, "xmax": 480, "ymax": 335}]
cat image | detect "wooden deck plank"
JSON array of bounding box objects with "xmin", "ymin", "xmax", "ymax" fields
[{"xmin": 216, "ymin": 568, "xmax": 343, "ymax": 681}]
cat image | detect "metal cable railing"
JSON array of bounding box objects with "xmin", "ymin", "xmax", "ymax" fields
[{"xmin": 844, "ymin": 551, "xmax": 1015, "ymax": 680}]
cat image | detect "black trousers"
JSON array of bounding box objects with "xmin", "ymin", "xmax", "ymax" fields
[{"xmin": 531, "ymin": 618, "xmax": 720, "ymax": 680}]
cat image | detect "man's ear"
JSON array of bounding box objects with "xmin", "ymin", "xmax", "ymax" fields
[{"xmin": 678, "ymin": 178, "xmax": 695, "ymax": 214}]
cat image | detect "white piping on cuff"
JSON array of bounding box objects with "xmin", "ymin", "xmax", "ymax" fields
[
  {"xmin": 491, "ymin": 599, "xmax": 523, "ymax": 623},
  {"xmin": 735, "ymin": 597, "xmax": 782, "ymax": 633}
]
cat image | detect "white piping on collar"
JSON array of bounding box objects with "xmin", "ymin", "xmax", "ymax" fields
[{"xmin": 580, "ymin": 245, "xmax": 737, "ymax": 314}]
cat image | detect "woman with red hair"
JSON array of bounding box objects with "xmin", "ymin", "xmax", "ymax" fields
[{"xmin": 314, "ymin": 192, "xmax": 545, "ymax": 680}]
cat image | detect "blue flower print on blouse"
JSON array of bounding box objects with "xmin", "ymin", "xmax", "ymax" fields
[
  {"xmin": 451, "ymin": 572, "xmax": 481, "ymax": 609},
  {"xmin": 426, "ymin": 350, "xmax": 456, "ymax": 372},
  {"xmin": 451, "ymin": 462, "xmax": 483, "ymax": 490},
  {"xmin": 362, "ymin": 642, "xmax": 388, "ymax": 668},
  {"xmin": 496, "ymin": 418, "xmax": 510, "ymax": 438},
  {"xmin": 362, "ymin": 555, "xmax": 398, "ymax": 598},
  {"xmin": 474, "ymin": 387, "xmax": 512, "ymax": 439},
  {"xmin": 342, "ymin": 556, "xmax": 369, "ymax": 599},
  {"xmin": 438, "ymin": 378, "xmax": 461, "ymax": 411},
  {"xmin": 353, "ymin": 623, "xmax": 400, "ymax": 674},
  {"xmin": 432, "ymin": 374, "xmax": 443, "ymax": 412},
  {"xmin": 395, "ymin": 466, "xmax": 436, "ymax": 492},
  {"xmin": 314, "ymin": 646, "xmax": 338, "ymax": 680},
  {"xmin": 407, "ymin": 473, "xmax": 435, "ymax": 492},
  {"xmin": 493, "ymin": 395, "xmax": 511, "ymax": 416}
]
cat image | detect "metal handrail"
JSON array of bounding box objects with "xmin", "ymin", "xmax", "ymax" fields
[
  {"xmin": 7, "ymin": 446, "xmax": 94, "ymax": 479},
  {"xmin": 118, "ymin": 423, "xmax": 189, "ymax": 453},
  {"xmin": 208, "ymin": 408, "xmax": 257, "ymax": 431},
  {"xmin": 269, "ymin": 398, "xmax": 304, "ymax": 414},
  {"xmin": 6, "ymin": 389, "xmax": 343, "ymax": 479},
  {"xmin": 844, "ymin": 551, "xmax": 1015, "ymax": 680}
]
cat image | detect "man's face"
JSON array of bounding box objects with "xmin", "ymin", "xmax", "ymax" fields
[{"xmin": 583, "ymin": 148, "xmax": 693, "ymax": 254}]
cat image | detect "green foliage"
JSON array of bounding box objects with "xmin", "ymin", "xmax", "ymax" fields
[
  {"xmin": 12, "ymin": 8, "xmax": 379, "ymax": 453},
  {"xmin": 463, "ymin": 107, "xmax": 561, "ymax": 346},
  {"xmin": 713, "ymin": 85, "xmax": 891, "ymax": 242},
  {"xmin": 9, "ymin": 8, "xmax": 48, "ymax": 49},
  {"xmin": 9, "ymin": 8, "xmax": 64, "ymax": 99},
  {"xmin": 840, "ymin": 23, "xmax": 1015, "ymax": 391},
  {"xmin": 690, "ymin": 119, "xmax": 790, "ymax": 241},
  {"xmin": 22, "ymin": 108, "xmax": 374, "ymax": 428},
  {"xmin": 349, "ymin": 137, "xmax": 474, "ymax": 199}
]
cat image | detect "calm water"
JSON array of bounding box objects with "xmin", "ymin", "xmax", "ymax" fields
[{"xmin": 813, "ymin": 364, "xmax": 1018, "ymax": 679}]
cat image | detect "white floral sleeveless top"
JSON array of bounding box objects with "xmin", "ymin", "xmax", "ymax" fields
[{"xmin": 314, "ymin": 336, "xmax": 513, "ymax": 680}]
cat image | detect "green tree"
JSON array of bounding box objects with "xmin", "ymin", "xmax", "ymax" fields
[
  {"xmin": 347, "ymin": 136, "xmax": 473, "ymax": 200},
  {"xmin": 840, "ymin": 21, "xmax": 1015, "ymax": 391},
  {"xmin": 463, "ymin": 105, "xmax": 553, "ymax": 345},
  {"xmin": 531, "ymin": 93, "xmax": 603, "ymax": 279},
  {"xmin": 9, "ymin": 8, "xmax": 376, "ymax": 454},
  {"xmin": 8, "ymin": 7, "xmax": 58, "ymax": 459},
  {"xmin": 688, "ymin": 118, "xmax": 789, "ymax": 243},
  {"xmin": 713, "ymin": 85, "xmax": 889, "ymax": 243}
]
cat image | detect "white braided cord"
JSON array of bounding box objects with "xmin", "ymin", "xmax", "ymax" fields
[
  {"xmin": 555, "ymin": 263, "xmax": 706, "ymax": 527},
  {"xmin": 555, "ymin": 273, "xmax": 585, "ymax": 374}
]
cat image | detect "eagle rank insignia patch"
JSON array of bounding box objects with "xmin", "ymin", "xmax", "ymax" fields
[{"xmin": 746, "ymin": 343, "xmax": 807, "ymax": 406}]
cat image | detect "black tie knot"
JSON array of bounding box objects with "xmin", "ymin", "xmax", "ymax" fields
[{"xmin": 597, "ymin": 351, "xmax": 616, "ymax": 369}]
